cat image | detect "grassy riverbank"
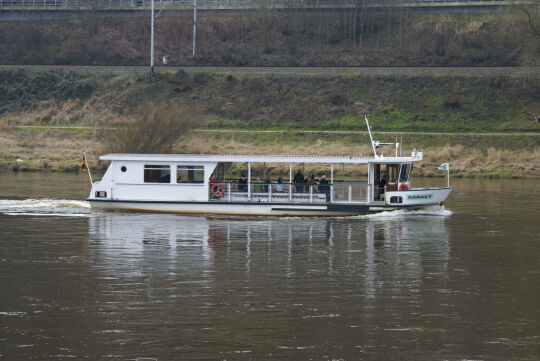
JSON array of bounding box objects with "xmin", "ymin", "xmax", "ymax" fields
[
  {"xmin": 1, "ymin": 127, "xmax": 538, "ymax": 178},
  {"xmin": 0, "ymin": 68, "xmax": 539, "ymax": 178}
]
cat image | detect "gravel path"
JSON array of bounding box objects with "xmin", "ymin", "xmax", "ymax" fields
[
  {"xmin": 10, "ymin": 125, "xmax": 540, "ymax": 136},
  {"xmin": 1, "ymin": 64, "xmax": 539, "ymax": 77}
]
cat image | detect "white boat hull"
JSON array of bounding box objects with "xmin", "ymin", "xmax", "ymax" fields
[{"xmin": 88, "ymin": 198, "xmax": 447, "ymax": 216}]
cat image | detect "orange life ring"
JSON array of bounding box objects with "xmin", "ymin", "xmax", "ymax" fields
[
  {"xmin": 399, "ymin": 183, "xmax": 409, "ymax": 191},
  {"xmin": 210, "ymin": 183, "xmax": 226, "ymax": 198}
]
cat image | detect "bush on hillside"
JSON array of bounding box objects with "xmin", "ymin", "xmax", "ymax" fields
[{"xmin": 104, "ymin": 101, "xmax": 206, "ymax": 154}]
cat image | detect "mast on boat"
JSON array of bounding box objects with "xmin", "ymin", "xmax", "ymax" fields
[
  {"xmin": 365, "ymin": 114, "xmax": 378, "ymax": 158},
  {"xmin": 364, "ymin": 114, "xmax": 399, "ymax": 158}
]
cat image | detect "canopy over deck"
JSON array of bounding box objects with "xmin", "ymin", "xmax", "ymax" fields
[{"xmin": 100, "ymin": 153, "xmax": 423, "ymax": 164}]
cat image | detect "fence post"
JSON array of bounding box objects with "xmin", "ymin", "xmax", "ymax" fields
[
  {"xmin": 228, "ymin": 182, "xmax": 231, "ymax": 203},
  {"xmin": 289, "ymin": 183, "xmax": 292, "ymax": 203},
  {"xmin": 348, "ymin": 185, "xmax": 352, "ymax": 203},
  {"xmin": 269, "ymin": 184, "xmax": 272, "ymax": 203},
  {"xmin": 309, "ymin": 185, "xmax": 313, "ymax": 203}
]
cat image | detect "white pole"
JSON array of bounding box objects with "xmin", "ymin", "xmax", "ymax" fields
[
  {"xmin": 83, "ymin": 152, "xmax": 93, "ymax": 184},
  {"xmin": 289, "ymin": 164, "xmax": 292, "ymax": 203},
  {"xmin": 365, "ymin": 114, "xmax": 377, "ymax": 157},
  {"xmin": 192, "ymin": 0, "xmax": 197, "ymax": 57},
  {"xmin": 247, "ymin": 162, "xmax": 251, "ymax": 200},
  {"xmin": 330, "ymin": 163, "xmax": 334, "ymax": 203},
  {"xmin": 150, "ymin": 0, "xmax": 155, "ymax": 73}
]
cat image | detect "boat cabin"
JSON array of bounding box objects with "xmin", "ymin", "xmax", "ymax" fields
[{"xmin": 90, "ymin": 152, "xmax": 422, "ymax": 206}]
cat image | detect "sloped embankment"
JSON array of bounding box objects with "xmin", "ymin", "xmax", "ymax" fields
[{"xmin": 0, "ymin": 68, "xmax": 539, "ymax": 177}]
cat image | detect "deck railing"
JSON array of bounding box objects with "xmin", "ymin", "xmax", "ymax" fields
[{"xmin": 209, "ymin": 181, "xmax": 370, "ymax": 204}]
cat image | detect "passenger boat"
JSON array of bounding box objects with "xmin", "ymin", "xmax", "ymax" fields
[{"xmin": 87, "ymin": 117, "xmax": 452, "ymax": 216}]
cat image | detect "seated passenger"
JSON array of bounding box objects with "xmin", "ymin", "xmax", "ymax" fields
[
  {"xmin": 305, "ymin": 177, "xmax": 316, "ymax": 192},
  {"xmin": 275, "ymin": 177, "xmax": 284, "ymax": 192}
]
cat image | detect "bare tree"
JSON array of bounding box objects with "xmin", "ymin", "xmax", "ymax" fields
[
  {"xmin": 515, "ymin": 2, "xmax": 540, "ymax": 40},
  {"xmin": 82, "ymin": 0, "xmax": 102, "ymax": 34}
]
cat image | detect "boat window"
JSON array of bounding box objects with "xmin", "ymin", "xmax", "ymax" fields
[
  {"xmin": 399, "ymin": 164, "xmax": 411, "ymax": 183},
  {"xmin": 386, "ymin": 164, "xmax": 399, "ymax": 183},
  {"xmin": 177, "ymin": 166, "xmax": 204, "ymax": 184},
  {"xmin": 144, "ymin": 165, "xmax": 171, "ymax": 183}
]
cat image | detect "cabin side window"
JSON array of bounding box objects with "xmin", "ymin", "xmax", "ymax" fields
[
  {"xmin": 144, "ymin": 165, "xmax": 171, "ymax": 183},
  {"xmin": 399, "ymin": 164, "xmax": 411, "ymax": 183},
  {"xmin": 176, "ymin": 166, "xmax": 204, "ymax": 184},
  {"xmin": 386, "ymin": 164, "xmax": 399, "ymax": 184}
]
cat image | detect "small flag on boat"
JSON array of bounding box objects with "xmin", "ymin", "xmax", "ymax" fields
[
  {"xmin": 438, "ymin": 162, "xmax": 449, "ymax": 171},
  {"xmin": 80, "ymin": 154, "xmax": 87, "ymax": 171}
]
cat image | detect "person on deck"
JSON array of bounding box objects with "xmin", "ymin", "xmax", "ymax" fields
[
  {"xmin": 263, "ymin": 176, "xmax": 271, "ymax": 193},
  {"xmin": 293, "ymin": 170, "xmax": 305, "ymax": 193},
  {"xmin": 276, "ymin": 177, "xmax": 284, "ymax": 192},
  {"xmin": 319, "ymin": 175, "xmax": 330, "ymax": 202},
  {"xmin": 378, "ymin": 173, "xmax": 387, "ymax": 200},
  {"xmin": 306, "ymin": 176, "xmax": 316, "ymax": 193},
  {"xmin": 238, "ymin": 174, "xmax": 247, "ymax": 192}
]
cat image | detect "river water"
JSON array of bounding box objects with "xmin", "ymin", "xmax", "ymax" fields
[{"xmin": 0, "ymin": 172, "xmax": 538, "ymax": 361}]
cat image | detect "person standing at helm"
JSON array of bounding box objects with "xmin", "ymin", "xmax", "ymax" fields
[
  {"xmin": 293, "ymin": 170, "xmax": 305, "ymax": 193},
  {"xmin": 379, "ymin": 172, "xmax": 387, "ymax": 200}
]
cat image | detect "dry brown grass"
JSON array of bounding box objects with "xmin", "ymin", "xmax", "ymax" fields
[
  {"xmin": 418, "ymin": 146, "xmax": 540, "ymax": 177},
  {"xmin": 1, "ymin": 127, "xmax": 538, "ymax": 177},
  {"xmin": 0, "ymin": 119, "xmax": 8, "ymax": 132},
  {"xmin": 178, "ymin": 137, "xmax": 372, "ymax": 157},
  {"xmin": 5, "ymin": 98, "xmax": 125, "ymax": 126},
  {"xmin": 177, "ymin": 135, "xmax": 540, "ymax": 178},
  {"xmin": 0, "ymin": 128, "xmax": 99, "ymax": 171}
]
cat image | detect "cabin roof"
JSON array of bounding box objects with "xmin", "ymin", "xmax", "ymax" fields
[{"xmin": 100, "ymin": 153, "xmax": 422, "ymax": 164}]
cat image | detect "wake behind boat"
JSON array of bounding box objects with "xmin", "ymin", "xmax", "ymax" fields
[{"xmin": 87, "ymin": 116, "xmax": 452, "ymax": 216}]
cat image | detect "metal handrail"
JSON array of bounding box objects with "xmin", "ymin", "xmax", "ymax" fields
[{"xmin": 208, "ymin": 181, "xmax": 370, "ymax": 204}]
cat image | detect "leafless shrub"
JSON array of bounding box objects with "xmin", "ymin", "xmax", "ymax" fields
[
  {"xmin": 486, "ymin": 148, "xmax": 509, "ymax": 162},
  {"xmin": 0, "ymin": 119, "xmax": 8, "ymax": 132},
  {"xmin": 105, "ymin": 101, "xmax": 206, "ymax": 154},
  {"xmin": 425, "ymin": 145, "xmax": 464, "ymax": 163}
]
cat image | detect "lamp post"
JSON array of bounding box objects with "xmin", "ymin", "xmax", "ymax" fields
[
  {"xmin": 192, "ymin": 0, "xmax": 197, "ymax": 57},
  {"xmin": 150, "ymin": 0, "xmax": 155, "ymax": 73}
]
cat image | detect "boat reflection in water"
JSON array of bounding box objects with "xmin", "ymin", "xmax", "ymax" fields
[
  {"xmin": 87, "ymin": 211, "xmax": 450, "ymax": 292},
  {"xmin": 85, "ymin": 211, "xmax": 450, "ymax": 358}
]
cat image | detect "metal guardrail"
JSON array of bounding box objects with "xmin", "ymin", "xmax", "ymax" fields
[
  {"xmin": 0, "ymin": 0, "xmax": 525, "ymax": 9},
  {"xmin": 208, "ymin": 181, "xmax": 370, "ymax": 204}
]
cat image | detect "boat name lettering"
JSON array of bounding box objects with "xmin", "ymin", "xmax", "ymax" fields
[{"xmin": 407, "ymin": 193, "xmax": 433, "ymax": 200}]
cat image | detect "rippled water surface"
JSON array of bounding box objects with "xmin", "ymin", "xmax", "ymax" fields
[{"xmin": 0, "ymin": 172, "xmax": 539, "ymax": 360}]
